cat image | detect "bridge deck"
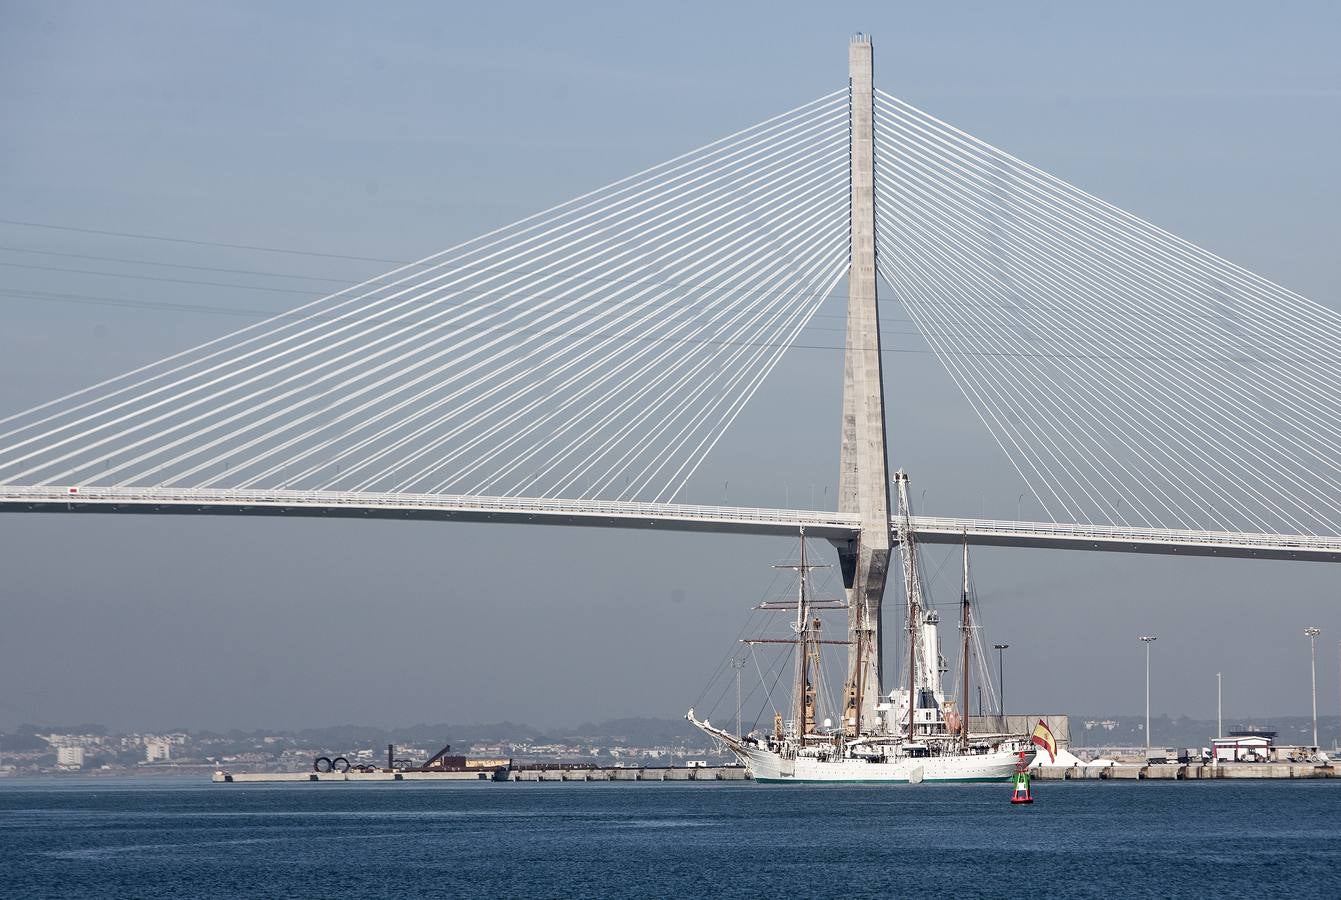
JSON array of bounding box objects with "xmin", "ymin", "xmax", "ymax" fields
[
  {"xmin": 1, "ymin": 486, "xmax": 1338, "ymax": 562},
  {"xmin": 907, "ymin": 516, "xmax": 1341, "ymax": 563},
  {"xmin": 0, "ymin": 485, "xmax": 859, "ymax": 539}
]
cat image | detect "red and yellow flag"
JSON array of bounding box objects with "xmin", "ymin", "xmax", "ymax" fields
[{"xmin": 1031, "ymin": 719, "xmax": 1057, "ymax": 763}]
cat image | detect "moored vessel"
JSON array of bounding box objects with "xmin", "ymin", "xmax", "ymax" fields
[{"xmin": 689, "ymin": 474, "xmax": 1034, "ymax": 783}]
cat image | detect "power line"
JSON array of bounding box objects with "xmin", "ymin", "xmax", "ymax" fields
[
  {"xmin": 0, "ymin": 261, "xmax": 325, "ymax": 295},
  {"xmin": 0, "ymin": 218, "xmax": 413, "ymax": 264},
  {"xmin": 4, "ymin": 286, "xmax": 1320, "ymax": 366},
  {"xmin": 0, "ymin": 238, "xmax": 909, "ymax": 318},
  {"xmin": 0, "ymin": 277, "xmax": 909, "ymax": 327},
  {"xmin": 0, "ymin": 239, "xmax": 1287, "ymax": 326},
  {"xmin": 0, "ymin": 286, "xmax": 917, "ymax": 350},
  {"xmin": 0, "ymin": 245, "xmax": 361, "ymax": 284}
]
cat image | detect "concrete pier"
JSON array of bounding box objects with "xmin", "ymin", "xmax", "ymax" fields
[
  {"xmin": 1030, "ymin": 763, "xmax": 1335, "ymax": 781},
  {"xmin": 505, "ymin": 765, "xmax": 747, "ymax": 782},
  {"xmin": 213, "ymin": 769, "xmax": 489, "ymax": 783},
  {"xmin": 217, "ymin": 763, "xmax": 1331, "ymax": 785},
  {"xmin": 214, "ymin": 765, "xmax": 750, "ymax": 784}
]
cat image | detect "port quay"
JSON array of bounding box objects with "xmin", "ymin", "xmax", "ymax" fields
[
  {"xmin": 209, "ymin": 718, "xmax": 1337, "ymax": 785},
  {"xmin": 214, "ymin": 765, "xmax": 752, "ymax": 784},
  {"xmin": 212, "ymin": 760, "xmax": 1334, "ymax": 784},
  {"xmin": 213, "ymin": 762, "xmax": 1334, "ymax": 784}
]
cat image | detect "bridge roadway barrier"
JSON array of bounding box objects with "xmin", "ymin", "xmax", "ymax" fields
[
  {"xmin": 0, "ymin": 485, "xmax": 859, "ymax": 540},
  {"xmin": 9, "ymin": 485, "xmax": 1341, "ymax": 562}
]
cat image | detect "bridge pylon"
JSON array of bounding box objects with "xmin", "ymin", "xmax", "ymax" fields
[{"xmin": 836, "ymin": 34, "xmax": 892, "ymax": 736}]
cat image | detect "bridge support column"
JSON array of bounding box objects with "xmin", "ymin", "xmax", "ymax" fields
[{"xmin": 837, "ymin": 35, "xmax": 892, "ymax": 736}]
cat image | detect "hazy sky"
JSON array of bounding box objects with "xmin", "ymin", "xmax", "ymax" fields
[{"xmin": 1, "ymin": 1, "xmax": 1338, "ymax": 732}]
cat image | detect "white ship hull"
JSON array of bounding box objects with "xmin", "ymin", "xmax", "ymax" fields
[
  {"xmin": 735, "ymin": 743, "xmax": 1029, "ymax": 783},
  {"xmin": 690, "ymin": 712, "xmax": 1033, "ymax": 783}
]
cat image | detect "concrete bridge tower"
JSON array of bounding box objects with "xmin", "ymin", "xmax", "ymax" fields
[{"xmin": 836, "ymin": 34, "xmax": 892, "ymax": 734}]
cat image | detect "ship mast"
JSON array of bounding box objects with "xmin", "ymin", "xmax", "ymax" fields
[
  {"xmin": 794, "ymin": 533, "xmax": 809, "ymax": 743},
  {"xmin": 960, "ymin": 533, "xmax": 972, "ymax": 752},
  {"xmin": 754, "ymin": 530, "xmax": 833, "ymax": 744},
  {"xmin": 894, "ymin": 471, "xmax": 924, "ymax": 742},
  {"xmin": 850, "ymin": 596, "xmax": 867, "ymax": 738},
  {"xmin": 805, "ymin": 616, "xmax": 821, "ymax": 737},
  {"xmin": 906, "ymin": 563, "xmax": 918, "ymax": 742}
]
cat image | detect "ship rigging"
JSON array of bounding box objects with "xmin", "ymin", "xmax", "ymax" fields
[{"xmin": 688, "ymin": 473, "xmax": 1033, "ymax": 782}]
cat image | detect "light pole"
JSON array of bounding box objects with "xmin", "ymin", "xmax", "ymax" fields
[
  {"xmin": 1139, "ymin": 636, "xmax": 1157, "ymax": 759},
  {"xmin": 993, "ymin": 643, "xmax": 1009, "ymax": 721},
  {"xmin": 1216, "ymin": 671, "xmax": 1222, "ymax": 767},
  {"xmin": 730, "ymin": 657, "xmax": 745, "ymax": 740},
  {"xmin": 1305, "ymin": 627, "xmax": 1321, "ymax": 749},
  {"xmin": 1216, "ymin": 671, "xmax": 1222, "ymax": 739}
]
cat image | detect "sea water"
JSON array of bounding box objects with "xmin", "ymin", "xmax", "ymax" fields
[{"xmin": 1, "ymin": 778, "xmax": 1338, "ymax": 898}]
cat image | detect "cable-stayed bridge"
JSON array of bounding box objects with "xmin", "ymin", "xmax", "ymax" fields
[{"xmin": 2, "ymin": 33, "xmax": 1339, "ymax": 692}]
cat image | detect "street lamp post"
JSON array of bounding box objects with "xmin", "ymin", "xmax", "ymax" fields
[
  {"xmin": 1139, "ymin": 636, "xmax": 1157, "ymax": 760},
  {"xmin": 1216, "ymin": 672, "xmax": 1222, "ymax": 738},
  {"xmin": 993, "ymin": 643, "xmax": 1009, "ymax": 722},
  {"xmin": 730, "ymin": 657, "xmax": 745, "ymax": 741},
  {"xmin": 1305, "ymin": 627, "xmax": 1321, "ymax": 749},
  {"xmin": 1216, "ymin": 671, "xmax": 1222, "ymax": 767}
]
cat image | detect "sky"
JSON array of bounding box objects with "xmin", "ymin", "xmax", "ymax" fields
[{"xmin": 0, "ymin": 0, "xmax": 1338, "ymax": 732}]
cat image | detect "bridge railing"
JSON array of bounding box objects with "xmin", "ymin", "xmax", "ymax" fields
[
  {"xmin": 4, "ymin": 484, "xmax": 1339, "ymax": 557},
  {"xmin": 0, "ymin": 484, "xmax": 861, "ymax": 529},
  {"xmin": 907, "ymin": 514, "xmax": 1341, "ymax": 553}
]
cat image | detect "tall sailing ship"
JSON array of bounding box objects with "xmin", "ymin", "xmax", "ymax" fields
[{"xmin": 689, "ymin": 473, "xmax": 1034, "ymax": 783}]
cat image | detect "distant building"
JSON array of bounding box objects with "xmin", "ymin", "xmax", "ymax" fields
[
  {"xmin": 1213, "ymin": 731, "xmax": 1275, "ymax": 763},
  {"xmin": 46, "ymin": 733, "xmax": 103, "ymax": 749},
  {"xmin": 144, "ymin": 739, "xmax": 172, "ymax": 763},
  {"xmin": 56, "ymin": 746, "xmax": 84, "ymax": 769}
]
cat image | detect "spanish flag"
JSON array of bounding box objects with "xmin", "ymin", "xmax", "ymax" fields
[{"xmin": 1031, "ymin": 719, "xmax": 1057, "ymax": 763}]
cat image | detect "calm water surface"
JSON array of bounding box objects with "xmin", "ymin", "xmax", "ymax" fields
[{"xmin": 1, "ymin": 778, "xmax": 1338, "ymax": 898}]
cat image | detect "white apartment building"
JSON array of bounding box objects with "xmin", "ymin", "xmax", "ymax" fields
[{"xmin": 56, "ymin": 746, "xmax": 84, "ymax": 769}]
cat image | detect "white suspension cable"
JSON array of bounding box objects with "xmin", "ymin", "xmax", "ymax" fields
[
  {"xmin": 0, "ymin": 95, "xmax": 847, "ymax": 469},
  {"xmin": 15, "ymin": 111, "xmax": 848, "ymax": 487},
  {"xmin": 868, "ymin": 145, "xmax": 1330, "ymax": 531}
]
